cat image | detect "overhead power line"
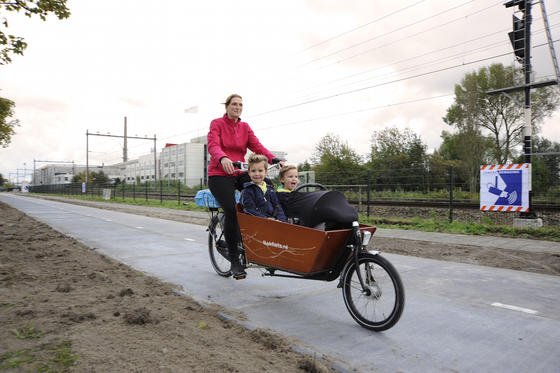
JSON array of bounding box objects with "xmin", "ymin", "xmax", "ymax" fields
[
  {"xmin": 249, "ymin": 40, "xmax": 558, "ymax": 119},
  {"xmin": 307, "ymin": 2, "xmax": 503, "ymax": 71},
  {"xmin": 299, "ymin": 0, "xmax": 477, "ymax": 67},
  {"xmin": 297, "ymin": 0, "xmax": 426, "ymax": 53},
  {"xmin": 259, "ymin": 93, "xmax": 453, "ymax": 131},
  {"xmin": 295, "ymin": 23, "xmax": 559, "ymax": 101},
  {"xmin": 256, "ymin": 2, "xmax": 558, "ymax": 114}
]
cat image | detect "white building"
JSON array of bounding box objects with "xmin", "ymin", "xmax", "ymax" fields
[
  {"xmin": 53, "ymin": 172, "xmax": 73, "ymax": 184},
  {"xmin": 160, "ymin": 142, "xmax": 206, "ymax": 187},
  {"xmin": 137, "ymin": 152, "xmax": 159, "ymax": 182},
  {"xmin": 33, "ymin": 164, "xmax": 119, "ymax": 185},
  {"xmin": 34, "ymin": 164, "xmax": 83, "ymax": 185},
  {"xmin": 32, "ymin": 138, "xmax": 285, "ymax": 188}
]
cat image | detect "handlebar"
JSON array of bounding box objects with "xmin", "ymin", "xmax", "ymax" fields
[
  {"xmin": 232, "ymin": 161, "xmax": 283, "ymax": 172},
  {"xmin": 293, "ymin": 183, "xmax": 327, "ymax": 192},
  {"xmin": 232, "ymin": 161, "xmax": 249, "ymax": 171}
]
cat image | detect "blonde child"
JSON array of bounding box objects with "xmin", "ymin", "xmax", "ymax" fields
[
  {"xmin": 277, "ymin": 165, "xmax": 298, "ymax": 212},
  {"xmin": 278, "ymin": 165, "xmax": 299, "ymax": 192},
  {"xmin": 240, "ymin": 154, "xmax": 287, "ymax": 221}
]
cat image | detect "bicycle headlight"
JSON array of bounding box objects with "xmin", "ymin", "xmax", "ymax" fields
[{"xmin": 361, "ymin": 231, "xmax": 371, "ymax": 247}]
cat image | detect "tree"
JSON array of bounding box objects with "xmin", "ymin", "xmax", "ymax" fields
[
  {"xmin": 310, "ymin": 133, "xmax": 364, "ymax": 185},
  {"xmin": 0, "ymin": 172, "xmax": 6, "ymax": 186},
  {"xmin": 71, "ymin": 172, "xmax": 83, "ymax": 183},
  {"xmin": 1, "ymin": 0, "xmax": 70, "ymax": 64},
  {"xmin": 444, "ymin": 63, "xmax": 559, "ymax": 164},
  {"xmin": 72, "ymin": 171, "xmax": 109, "ymax": 184},
  {"xmin": 298, "ymin": 160, "xmax": 312, "ymax": 172},
  {"xmin": 368, "ymin": 127, "xmax": 428, "ymax": 191},
  {"xmin": 91, "ymin": 171, "xmax": 109, "ymax": 184},
  {"xmin": 514, "ymin": 136, "xmax": 560, "ymax": 197},
  {"xmin": 435, "ymin": 130, "xmax": 493, "ymax": 191},
  {"xmin": 0, "ymin": 96, "xmax": 19, "ymax": 147},
  {"xmin": 424, "ymin": 153, "xmax": 460, "ymax": 192},
  {"xmin": 1, "ymin": 1, "xmax": 70, "ymax": 147}
]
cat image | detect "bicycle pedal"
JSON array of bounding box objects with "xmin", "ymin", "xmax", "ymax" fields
[{"xmin": 233, "ymin": 271, "xmax": 247, "ymax": 280}]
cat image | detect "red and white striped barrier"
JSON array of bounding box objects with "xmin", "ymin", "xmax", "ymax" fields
[
  {"xmin": 480, "ymin": 205, "xmax": 528, "ymax": 212},
  {"xmin": 480, "ymin": 164, "xmax": 528, "ymax": 171}
]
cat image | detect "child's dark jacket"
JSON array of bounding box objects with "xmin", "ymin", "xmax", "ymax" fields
[{"xmin": 241, "ymin": 181, "xmax": 287, "ymax": 221}]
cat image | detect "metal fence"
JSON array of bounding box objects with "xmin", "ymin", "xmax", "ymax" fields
[
  {"xmin": 30, "ymin": 165, "xmax": 560, "ymax": 227},
  {"xmin": 30, "ymin": 180, "xmax": 199, "ymax": 205},
  {"xmin": 324, "ymin": 166, "xmax": 559, "ymax": 227}
]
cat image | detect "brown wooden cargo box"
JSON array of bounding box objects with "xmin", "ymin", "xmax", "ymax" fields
[{"xmin": 237, "ymin": 210, "xmax": 375, "ymax": 275}]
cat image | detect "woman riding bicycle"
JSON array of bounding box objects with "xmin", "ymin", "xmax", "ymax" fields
[{"xmin": 207, "ymin": 93, "xmax": 284, "ymax": 280}]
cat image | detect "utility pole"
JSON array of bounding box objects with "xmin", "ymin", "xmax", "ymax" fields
[
  {"xmin": 123, "ymin": 116, "xmax": 128, "ymax": 163},
  {"xmin": 521, "ymin": 0, "xmax": 532, "ymax": 168},
  {"xmin": 86, "ymin": 130, "xmax": 89, "ymax": 183},
  {"xmin": 86, "ymin": 124, "xmax": 158, "ymax": 183},
  {"xmin": 486, "ymin": 0, "xmax": 558, "ymax": 219},
  {"xmin": 540, "ymin": 0, "xmax": 560, "ymax": 83},
  {"xmin": 153, "ymin": 134, "xmax": 157, "ymax": 182}
]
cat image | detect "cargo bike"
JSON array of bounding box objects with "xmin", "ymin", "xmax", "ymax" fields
[{"xmin": 195, "ymin": 181, "xmax": 405, "ymax": 331}]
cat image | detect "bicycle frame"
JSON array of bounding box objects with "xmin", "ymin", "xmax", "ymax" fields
[{"xmin": 205, "ymin": 193, "xmax": 405, "ymax": 332}]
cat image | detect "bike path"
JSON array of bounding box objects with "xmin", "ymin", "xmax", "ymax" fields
[
  {"xmin": 2, "ymin": 193, "xmax": 559, "ymax": 373},
  {"xmin": 19, "ymin": 194, "xmax": 560, "ymax": 254}
]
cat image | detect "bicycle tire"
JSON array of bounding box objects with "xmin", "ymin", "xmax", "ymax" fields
[
  {"xmin": 208, "ymin": 214, "xmax": 232, "ymax": 277},
  {"xmin": 341, "ymin": 253, "xmax": 405, "ymax": 331}
]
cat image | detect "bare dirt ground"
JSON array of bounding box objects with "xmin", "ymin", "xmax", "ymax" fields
[
  {"xmin": 1, "ymin": 196, "xmax": 559, "ymax": 372},
  {"xmin": 0, "ymin": 201, "xmax": 335, "ymax": 372}
]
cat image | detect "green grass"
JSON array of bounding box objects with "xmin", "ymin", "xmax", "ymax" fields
[
  {"xmin": 13, "ymin": 325, "xmax": 44, "ymax": 340},
  {"xmin": 39, "ymin": 340, "xmax": 77, "ymax": 372},
  {"xmin": 0, "ymin": 302, "xmax": 15, "ymax": 309},
  {"xmin": 344, "ymin": 188, "xmax": 556, "ymax": 205},
  {"xmin": 0, "ymin": 340, "xmax": 77, "ymax": 371},
  {"xmin": 0, "ymin": 349, "xmax": 34, "ymax": 369},
  {"xmin": 360, "ymin": 215, "xmax": 560, "ymax": 242},
  {"xmin": 32, "ymin": 193, "xmax": 559, "ymax": 241},
  {"xmin": 37, "ymin": 193, "xmax": 206, "ymax": 211}
]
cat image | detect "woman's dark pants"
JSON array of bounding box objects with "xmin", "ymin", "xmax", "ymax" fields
[{"xmin": 208, "ymin": 176, "xmax": 242, "ymax": 264}]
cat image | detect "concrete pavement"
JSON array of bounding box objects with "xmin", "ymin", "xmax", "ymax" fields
[
  {"xmin": 2, "ymin": 193, "xmax": 559, "ymax": 373},
  {"xmin": 23, "ymin": 193, "xmax": 560, "ymax": 254}
]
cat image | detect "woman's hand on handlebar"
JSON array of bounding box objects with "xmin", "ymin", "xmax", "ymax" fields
[
  {"xmin": 220, "ymin": 157, "xmax": 235, "ymax": 175},
  {"xmin": 223, "ymin": 157, "xmax": 285, "ymax": 174},
  {"xmin": 272, "ymin": 157, "xmax": 287, "ymax": 168}
]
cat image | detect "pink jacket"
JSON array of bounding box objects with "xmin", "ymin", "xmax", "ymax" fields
[{"xmin": 207, "ymin": 114, "xmax": 276, "ymax": 177}]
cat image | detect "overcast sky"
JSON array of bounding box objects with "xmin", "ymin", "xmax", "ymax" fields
[{"xmin": 1, "ymin": 0, "xmax": 559, "ymax": 182}]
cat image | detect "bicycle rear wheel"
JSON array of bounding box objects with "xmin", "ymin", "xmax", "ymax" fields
[
  {"xmin": 341, "ymin": 253, "xmax": 404, "ymax": 331},
  {"xmin": 208, "ymin": 214, "xmax": 232, "ymax": 277}
]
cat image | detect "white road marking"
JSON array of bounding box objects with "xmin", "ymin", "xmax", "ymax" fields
[
  {"xmin": 135, "ymin": 226, "xmax": 144, "ymax": 229},
  {"xmin": 184, "ymin": 238, "xmax": 195, "ymax": 241},
  {"xmin": 491, "ymin": 302, "xmax": 538, "ymax": 315},
  {"xmin": 104, "ymin": 219, "xmax": 113, "ymax": 222}
]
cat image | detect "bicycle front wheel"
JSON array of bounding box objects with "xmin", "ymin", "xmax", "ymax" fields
[
  {"xmin": 208, "ymin": 214, "xmax": 232, "ymax": 277},
  {"xmin": 341, "ymin": 253, "xmax": 405, "ymax": 331}
]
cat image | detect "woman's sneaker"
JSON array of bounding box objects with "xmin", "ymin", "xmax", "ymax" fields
[{"xmin": 230, "ymin": 260, "xmax": 246, "ymax": 280}]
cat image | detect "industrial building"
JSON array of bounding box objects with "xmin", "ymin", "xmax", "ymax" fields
[{"xmin": 32, "ymin": 137, "xmax": 287, "ymax": 188}]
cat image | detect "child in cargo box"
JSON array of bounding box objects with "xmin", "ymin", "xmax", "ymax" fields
[
  {"xmin": 276, "ymin": 164, "xmax": 298, "ymax": 217},
  {"xmin": 240, "ymin": 154, "xmax": 287, "ymax": 222}
]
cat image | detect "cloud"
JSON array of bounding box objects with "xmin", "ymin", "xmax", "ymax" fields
[
  {"xmin": 1, "ymin": 0, "xmax": 559, "ymax": 180},
  {"xmin": 11, "ymin": 96, "xmax": 69, "ymax": 113}
]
